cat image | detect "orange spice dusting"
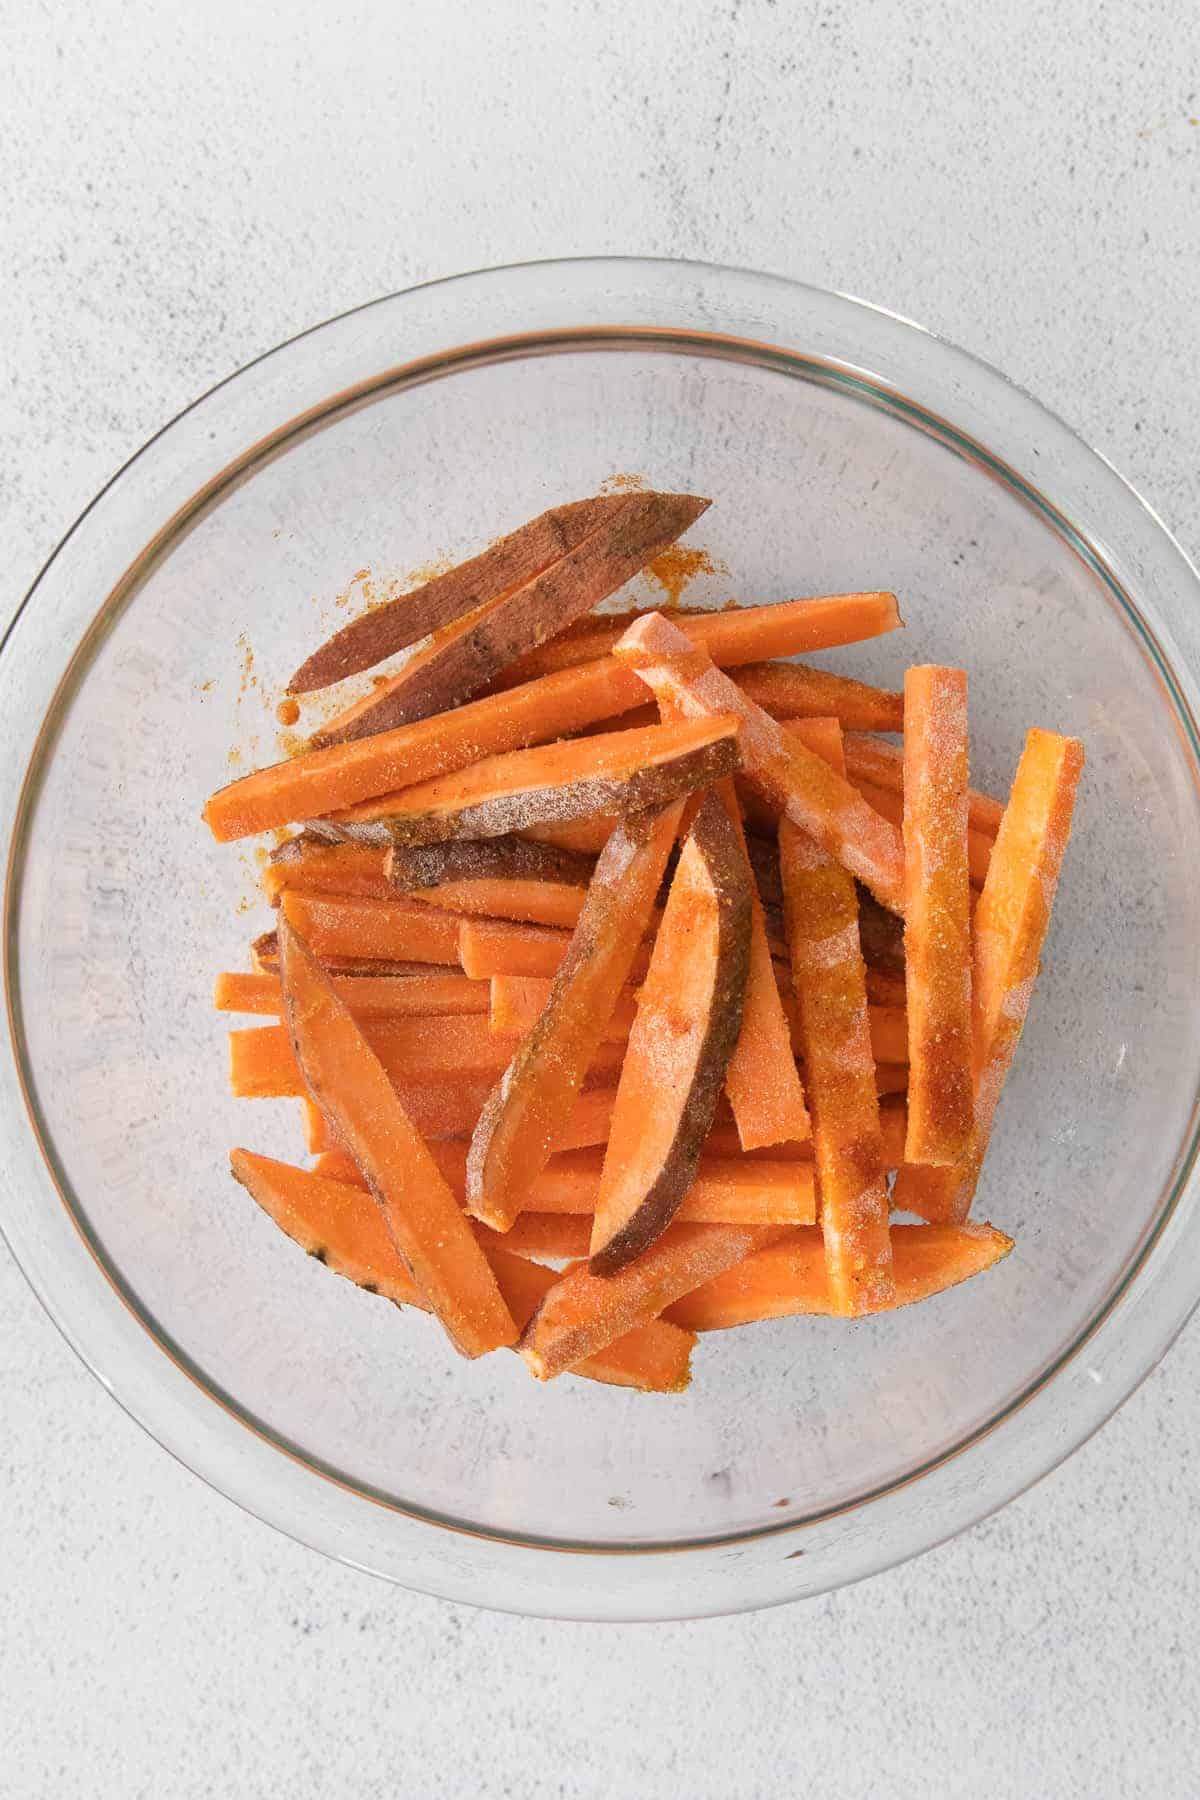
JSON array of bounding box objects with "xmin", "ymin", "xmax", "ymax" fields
[
  {"xmin": 276, "ymin": 697, "xmax": 300, "ymax": 726},
  {"xmin": 199, "ymin": 679, "xmax": 213, "ymax": 694},
  {"xmin": 277, "ymin": 731, "xmax": 307, "ymax": 759},
  {"xmin": 645, "ymin": 544, "xmax": 716, "ymax": 608},
  {"xmin": 601, "ymin": 472, "xmax": 649, "ymax": 492}
]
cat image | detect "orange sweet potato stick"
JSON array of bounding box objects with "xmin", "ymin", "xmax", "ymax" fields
[
  {"xmin": 843, "ymin": 731, "xmax": 1004, "ymax": 838},
  {"xmin": 215, "ymin": 970, "xmax": 490, "ymax": 1019},
  {"xmin": 276, "ymin": 916, "xmax": 516, "ymax": 1357},
  {"xmin": 300, "ymin": 1080, "xmax": 498, "ymax": 1150},
  {"xmin": 498, "ymin": 591, "xmax": 903, "ymax": 685},
  {"xmin": 892, "ymin": 728, "xmax": 1084, "ymax": 1223},
  {"xmin": 615, "ymin": 613, "xmax": 905, "ymax": 914},
  {"xmin": 664, "ymin": 1222, "xmax": 1014, "ymax": 1330},
  {"xmin": 465, "ymin": 804, "xmax": 682, "ymax": 1233},
  {"xmin": 459, "ymin": 917, "xmax": 653, "ymax": 983},
  {"xmin": 401, "ymin": 876, "xmax": 589, "ymax": 930},
  {"xmin": 288, "ymin": 494, "xmax": 631, "ymax": 693},
  {"xmin": 518, "ymin": 816, "xmax": 617, "ymax": 856},
  {"xmin": 314, "ymin": 1142, "xmax": 815, "ymax": 1226},
  {"xmin": 520, "ymin": 1222, "xmax": 792, "ymax": 1379},
  {"xmin": 230, "ymin": 1151, "xmax": 693, "ymax": 1391},
  {"xmin": 263, "ymin": 838, "xmax": 393, "ymax": 903},
  {"xmin": 735, "ymin": 662, "xmax": 904, "ymax": 733},
  {"xmin": 779, "ymin": 806, "xmax": 895, "ymax": 1315},
  {"xmin": 901, "ymin": 667, "xmax": 974, "ymax": 1167},
  {"xmin": 230, "ymin": 1014, "xmax": 626, "ymax": 1098},
  {"xmin": 279, "ymin": 890, "xmax": 462, "ymax": 965}
]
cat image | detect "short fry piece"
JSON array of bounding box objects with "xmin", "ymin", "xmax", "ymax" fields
[
  {"xmin": 279, "ymin": 890, "xmax": 461, "ymax": 965},
  {"xmin": 735, "ymin": 661, "xmax": 904, "ymax": 732},
  {"xmin": 779, "ymin": 817, "xmax": 895, "ymax": 1315},
  {"xmin": 902, "ymin": 667, "xmax": 974, "ymax": 1166},
  {"xmin": 276, "ymin": 916, "xmax": 516, "ymax": 1357},
  {"xmin": 615, "ymin": 613, "xmax": 905, "ymax": 914},
  {"xmin": 466, "ymin": 804, "xmax": 681, "ymax": 1232},
  {"xmin": 520, "ymin": 1222, "xmax": 789, "ymax": 1379},
  {"xmin": 459, "ymin": 917, "xmax": 652, "ymax": 983},
  {"xmin": 664, "ymin": 1222, "xmax": 1013, "ymax": 1330}
]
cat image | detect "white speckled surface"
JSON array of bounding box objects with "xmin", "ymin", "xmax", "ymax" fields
[{"xmin": 3, "ymin": 1, "xmax": 1199, "ymax": 1793}]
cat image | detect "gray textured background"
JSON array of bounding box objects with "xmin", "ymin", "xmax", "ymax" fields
[{"xmin": 3, "ymin": 2, "xmax": 1199, "ymax": 1794}]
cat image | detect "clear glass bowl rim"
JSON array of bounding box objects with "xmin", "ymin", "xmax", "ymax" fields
[{"xmin": 2, "ymin": 255, "xmax": 1200, "ymax": 1620}]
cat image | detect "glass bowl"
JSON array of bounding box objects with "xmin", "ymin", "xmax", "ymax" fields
[{"xmin": 3, "ymin": 259, "xmax": 1200, "ymax": 1622}]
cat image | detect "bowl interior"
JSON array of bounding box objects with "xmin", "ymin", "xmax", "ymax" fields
[{"xmin": 10, "ymin": 333, "xmax": 1200, "ymax": 1549}]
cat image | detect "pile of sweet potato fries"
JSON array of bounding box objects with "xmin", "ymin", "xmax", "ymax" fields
[{"xmin": 205, "ymin": 489, "xmax": 1083, "ymax": 1391}]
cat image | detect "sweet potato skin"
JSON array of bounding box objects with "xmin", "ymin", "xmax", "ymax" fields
[
  {"xmin": 288, "ymin": 494, "xmax": 628, "ymax": 693},
  {"xmin": 589, "ymin": 794, "xmax": 752, "ymax": 1274},
  {"xmin": 313, "ymin": 490, "xmax": 710, "ymax": 741},
  {"xmin": 385, "ymin": 835, "xmax": 594, "ymax": 892}
]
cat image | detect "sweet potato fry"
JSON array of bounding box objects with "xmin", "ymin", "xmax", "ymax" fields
[
  {"xmin": 844, "ymin": 731, "xmax": 1004, "ymax": 838},
  {"xmin": 288, "ymin": 494, "xmax": 629, "ymax": 694},
  {"xmin": 386, "ymin": 834, "xmax": 594, "ymax": 893},
  {"xmin": 589, "ymin": 795, "xmax": 752, "ymax": 1272},
  {"xmin": 404, "ymin": 876, "xmax": 589, "ymax": 930},
  {"xmin": 215, "ymin": 969, "xmax": 489, "ymax": 1019},
  {"xmin": 519, "ymin": 816, "xmax": 617, "ymax": 856},
  {"xmin": 251, "ymin": 930, "xmax": 435, "ymax": 980},
  {"xmin": 664, "ymin": 1222, "xmax": 1013, "ymax": 1330},
  {"xmin": 279, "ymin": 890, "xmax": 461, "ymax": 965},
  {"xmin": 505, "ymin": 1147, "xmax": 815, "ymax": 1225},
  {"xmin": 276, "ymin": 917, "xmax": 516, "ymax": 1357},
  {"xmin": 893, "ymin": 728, "xmax": 1084, "ymax": 1222},
  {"xmin": 312, "ymin": 491, "xmax": 709, "ymax": 742},
  {"xmin": 499, "ymin": 590, "xmax": 902, "ymax": 685},
  {"xmin": 231, "ymin": 1151, "xmax": 692, "ymax": 1390},
  {"xmin": 735, "ymin": 661, "xmax": 904, "ymax": 732},
  {"xmin": 264, "ymin": 836, "xmax": 393, "ymax": 903},
  {"xmin": 231, "ymin": 1013, "xmax": 626, "ymax": 1097},
  {"xmin": 901, "ymin": 667, "xmax": 974, "ymax": 1167},
  {"xmin": 466, "ymin": 804, "xmax": 681, "ymax": 1232},
  {"xmin": 325, "ymin": 715, "xmax": 740, "ymax": 847},
  {"xmin": 616, "ymin": 613, "xmax": 905, "ymax": 914},
  {"xmin": 520, "ymin": 1222, "xmax": 791, "ymax": 1379},
  {"xmin": 779, "ymin": 816, "xmax": 895, "ymax": 1315},
  {"xmin": 458, "ymin": 916, "xmax": 654, "ymax": 983}
]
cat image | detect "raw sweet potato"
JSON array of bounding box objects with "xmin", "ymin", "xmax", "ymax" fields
[
  {"xmin": 264, "ymin": 837, "xmax": 393, "ymax": 903},
  {"xmin": 502, "ymin": 1147, "xmax": 815, "ymax": 1226},
  {"xmin": 616, "ymin": 614, "xmax": 906, "ymax": 914},
  {"xmin": 901, "ymin": 667, "xmax": 974, "ymax": 1167},
  {"xmin": 231, "ymin": 1013, "xmax": 626, "ymax": 1097},
  {"xmin": 589, "ymin": 794, "xmax": 752, "ymax": 1273},
  {"xmin": 852, "ymin": 775, "xmax": 992, "ymax": 889},
  {"xmin": 519, "ymin": 816, "xmax": 617, "ymax": 856},
  {"xmin": 251, "ymin": 931, "xmax": 435, "ymax": 980},
  {"xmin": 459, "ymin": 918, "xmax": 575, "ymax": 980},
  {"xmin": 520, "ymin": 1222, "xmax": 791, "ymax": 1379},
  {"xmin": 312, "ymin": 491, "xmax": 710, "ymax": 742},
  {"xmin": 404, "ymin": 876, "xmax": 590, "ymax": 930},
  {"xmin": 385, "ymin": 834, "xmax": 594, "ymax": 894},
  {"xmin": 277, "ymin": 916, "xmax": 516, "ymax": 1357},
  {"xmin": 231, "ymin": 1151, "xmax": 693, "ymax": 1390},
  {"xmin": 288, "ymin": 494, "xmax": 629, "ymax": 693},
  {"xmin": 466, "ymin": 804, "xmax": 681, "ymax": 1232},
  {"xmin": 499, "ymin": 591, "xmax": 903, "ymax": 685},
  {"xmin": 893, "ymin": 728, "xmax": 1084, "ymax": 1223},
  {"xmin": 779, "ymin": 817, "xmax": 895, "ymax": 1315},
  {"xmin": 735, "ymin": 661, "xmax": 904, "ymax": 733},
  {"xmin": 279, "ymin": 890, "xmax": 461, "ymax": 965},
  {"xmin": 664, "ymin": 1222, "xmax": 1014, "ymax": 1330},
  {"xmin": 215, "ymin": 969, "xmax": 489, "ymax": 1018},
  {"xmin": 324, "ymin": 715, "xmax": 740, "ymax": 847}
]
